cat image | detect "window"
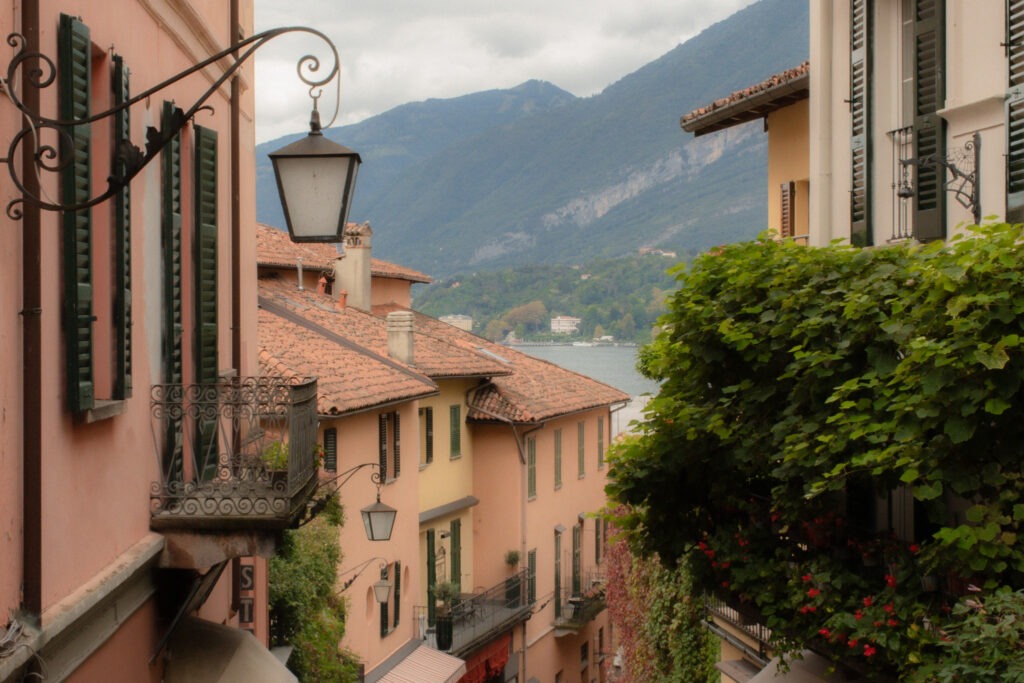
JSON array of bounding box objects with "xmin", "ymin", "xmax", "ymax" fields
[
  {"xmin": 595, "ymin": 515, "xmax": 602, "ymax": 565},
  {"xmin": 554, "ymin": 429, "xmax": 562, "ymax": 489},
  {"xmin": 527, "ymin": 549, "xmax": 537, "ymax": 603},
  {"xmin": 527, "ymin": 437, "xmax": 537, "ymax": 499},
  {"xmin": 420, "ymin": 406, "xmax": 434, "ymax": 464},
  {"xmin": 323, "ymin": 428, "xmax": 337, "ymax": 472},
  {"xmin": 572, "ymin": 522, "xmax": 582, "ymax": 596},
  {"xmin": 450, "ymin": 519, "xmax": 462, "ymax": 585},
  {"xmin": 577, "ymin": 421, "xmax": 585, "ymax": 478},
  {"xmin": 393, "ymin": 561, "xmax": 402, "ymax": 629},
  {"xmin": 554, "ymin": 530, "xmax": 562, "ymax": 618},
  {"xmin": 378, "ymin": 411, "xmax": 401, "ymax": 480},
  {"xmin": 449, "ymin": 404, "xmax": 461, "ymax": 457},
  {"xmin": 597, "ymin": 416, "xmax": 605, "ymax": 470},
  {"xmin": 59, "ymin": 14, "xmax": 133, "ymax": 413},
  {"xmin": 380, "ymin": 563, "xmax": 394, "ymax": 637},
  {"xmin": 426, "ymin": 529, "xmax": 437, "ymax": 624},
  {"xmin": 581, "ymin": 641, "xmax": 589, "ymax": 666},
  {"xmin": 849, "ymin": 0, "xmax": 872, "ymax": 246},
  {"xmin": 1009, "ymin": 0, "xmax": 1024, "ymax": 222}
]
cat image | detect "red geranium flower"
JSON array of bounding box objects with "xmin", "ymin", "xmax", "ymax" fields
[
  {"xmin": 807, "ymin": 587, "xmax": 821, "ymax": 598},
  {"xmin": 863, "ymin": 644, "xmax": 877, "ymax": 657}
]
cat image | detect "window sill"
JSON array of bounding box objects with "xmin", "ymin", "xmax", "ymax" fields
[{"xmin": 82, "ymin": 399, "xmax": 126, "ymax": 424}]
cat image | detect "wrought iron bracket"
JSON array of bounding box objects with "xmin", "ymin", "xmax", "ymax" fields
[
  {"xmin": 0, "ymin": 25, "xmax": 340, "ymax": 219},
  {"xmin": 900, "ymin": 131, "xmax": 981, "ymax": 225}
]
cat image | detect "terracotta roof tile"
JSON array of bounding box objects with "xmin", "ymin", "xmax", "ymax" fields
[
  {"xmin": 375, "ymin": 304, "xmax": 631, "ymax": 424},
  {"xmin": 255, "ymin": 223, "xmax": 341, "ymax": 271},
  {"xmin": 681, "ymin": 61, "xmax": 810, "ymax": 136},
  {"xmin": 370, "ymin": 258, "xmax": 432, "ymax": 284}
]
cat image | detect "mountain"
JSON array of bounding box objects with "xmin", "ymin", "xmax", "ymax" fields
[{"xmin": 255, "ymin": 0, "xmax": 809, "ymax": 278}]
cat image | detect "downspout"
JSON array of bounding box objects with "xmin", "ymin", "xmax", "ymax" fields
[
  {"xmin": 466, "ymin": 381, "xmax": 542, "ymax": 683},
  {"xmin": 22, "ymin": 0, "xmax": 42, "ymax": 620}
]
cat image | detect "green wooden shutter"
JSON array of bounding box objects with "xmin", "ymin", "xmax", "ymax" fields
[
  {"xmin": 424, "ymin": 407, "xmax": 434, "ymax": 464},
  {"xmin": 450, "ymin": 519, "xmax": 461, "ymax": 585},
  {"xmin": 595, "ymin": 516, "xmax": 602, "ymax": 564},
  {"xmin": 426, "ymin": 530, "xmax": 436, "ymax": 625},
  {"xmin": 380, "ymin": 564, "xmax": 389, "ymax": 637},
  {"xmin": 194, "ymin": 126, "xmax": 219, "ymax": 479},
  {"xmin": 112, "ymin": 54, "xmax": 132, "ymax": 400},
  {"xmin": 59, "ymin": 14, "xmax": 94, "ymax": 412},
  {"xmin": 527, "ymin": 549, "xmax": 537, "ymax": 603},
  {"xmin": 393, "ymin": 560, "xmax": 401, "ymax": 628},
  {"xmin": 1007, "ymin": 0, "xmax": 1024, "ymax": 222},
  {"xmin": 577, "ymin": 421, "xmax": 585, "ymax": 477},
  {"xmin": 449, "ymin": 404, "xmax": 461, "ymax": 456},
  {"xmin": 554, "ymin": 531, "xmax": 562, "ymax": 618},
  {"xmin": 528, "ymin": 437, "xmax": 537, "ymax": 498},
  {"xmin": 572, "ymin": 523, "xmax": 582, "ymax": 596},
  {"xmin": 912, "ymin": 0, "xmax": 947, "ymax": 240},
  {"xmin": 378, "ymin": 413, "xmax": 388, "ymax": 480},
  {"xmin": 162, "ymin": 101, "xmax": 184, "ymax": 480},
  {"xmin": 597, "ymin": 416, "xmax": 605, "ymax": 470},
  {"xmin": 324, "ymin": 428, "xmax": 337, "ymax": 472},
  {"xmin": 393, "ymin": 412, "xmax": 401, "ymax": 477},
  {"xmin": 554, "ymin": 429, "xmax": 562, "ymax": 488},
  {"xmin": 850, "ymin": 0, "xmax": 873, "ymax": 246}
]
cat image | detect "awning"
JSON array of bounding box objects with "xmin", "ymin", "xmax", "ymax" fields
[
  {"xmin": 164, "ymin": 617, "xmax": 297, "ymax": 683},
  {"xmin": 376, "ymin": 643, "xmax": 466, "ymax": 683},
  {"xmin": 460, "ymin": 633, "xmax": 511, "ymax": 683},
  {"xmin": 748, "ymin": 651, "xmax": 866, "ymax": 682}
]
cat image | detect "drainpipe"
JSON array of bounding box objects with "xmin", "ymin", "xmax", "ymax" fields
[
  {"xmin": 21, "ymin": 0, "xmax": 42, "ymax": 620},
  {"xmin": 466, "ymin": 381, "xmax": 543, "ymax": 682}
]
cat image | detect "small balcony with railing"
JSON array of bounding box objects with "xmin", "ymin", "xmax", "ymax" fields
[
  {"xmin": 149, "ymin": 376, "xmax": 319, "ymax": 533},
  {"xmin": 415, "ymin": 569, "xmax": 533, "ymax": 658},
  {"xmin": 554, "ymin": 568, "xmax": 605, "ymax": 636}
]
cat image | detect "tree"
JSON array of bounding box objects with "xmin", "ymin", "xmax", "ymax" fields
[
  {"xmin": 504, "ymin": 300, "xmax": 548, "ymax": 332},
  {"xmin": 607, "ymin": 225, "xmax": 1024, "ymax": 679}
]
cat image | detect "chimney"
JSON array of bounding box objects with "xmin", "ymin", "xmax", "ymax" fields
[
  {"xmin": 296, "ymin": 257, "xmax": 304, "ymax": 291},
  {"xmin": 336, "ymin": 289, "xmax": 348, "ymax": 311},
  {"xmin": 387, "ymin": 310, "xmax": 414, "ymax": 365},
  {"xmin": 334, "ymin": 222, "xmax": 372, "ymax": 311}
]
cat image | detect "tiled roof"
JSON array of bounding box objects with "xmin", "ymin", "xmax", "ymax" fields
[
  {"xmin": 255, "ymin": 223, "xmax": 340, "ymax": 271},
  {"xmin": 371, "ymin": 258, "xmax": 432, "ymax": 284},
  {"xmin": 260, "ymin": 277, "xmax": 509, "ymax": 382},
  {"xmin": 681, "ymin": 62, "xmax": 809, "ymax": 137},
  {"xmin": 376, "ymin": 304, "xmax": 631, "ymax": 424}
]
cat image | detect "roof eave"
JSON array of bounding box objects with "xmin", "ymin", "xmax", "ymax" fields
[{"xmin": 681, "ymin": 72, "xmax": 809, "ymax": 137}]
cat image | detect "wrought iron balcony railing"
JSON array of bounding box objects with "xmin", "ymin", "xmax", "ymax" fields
[
  {"xmin": 415, "ymin": 569, "xmax": 533, "ymax": 657},
  {"xmin": 150, "ymin": 376, "xmax": 319, "ymax": 530},
  {"xmin": 554, "ymin": 568, "xmax": 605, "ymax": 634}
]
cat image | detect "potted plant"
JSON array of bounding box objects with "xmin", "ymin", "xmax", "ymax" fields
[
  {"xmin": 433, "ymin": 581, "xmax": 460, "ymax": 651},
  {"xmin": 260, "ymin": 440, "xmax": 289, "ymax": 486},
  {"xmin": 504, "ymin": 550, "xmax": 523, "ymax": 606}
]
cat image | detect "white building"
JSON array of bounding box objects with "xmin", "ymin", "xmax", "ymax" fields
[{"xmin": 550, "ymin": 315, "xmax": 582, "ymax": 335}]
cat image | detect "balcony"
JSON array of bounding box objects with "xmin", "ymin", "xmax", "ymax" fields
[
  {"xmin": 416, "ymin": 569, "xmax": 533, "ymax": 657},
  {"xmin": 150, "ymin": 376, "xmax": 319, "ymax": 532},
  {"xmin": 554, "ymin": 569, "xmax": 605, "ymax": 636}
]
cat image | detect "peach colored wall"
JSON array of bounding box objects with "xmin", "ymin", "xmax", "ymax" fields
[
  {"xmin": 766, "ymin": 99, "xmax": 810, "ymax": 237},
  {"xmin": 1, "ymin": 0, "xmax": 256, "ymax": 653},
  {"xmin": 370, "ymin": 277, "xmax": 413, "ymax": 308},
  {"xmin": 328, "ymin": 404, "xmax": 422, "ymax": 671},
  {"xmin": 69, "ymin": 599, "xmax": 164, "ymax": 683}
]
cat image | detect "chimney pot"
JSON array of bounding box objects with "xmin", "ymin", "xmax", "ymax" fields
[
  {"xmin": 336, "ymin": 289, "xmax": 348, "ymax": 311},
  {"xmin": 387, "ymin": 310, "xmax": 415, "ymax": 365}
]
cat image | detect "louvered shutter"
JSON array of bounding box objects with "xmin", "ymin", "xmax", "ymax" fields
[
  {"xmin": 112, "ymin": 55, "xmax": 132, "ymax": 400},
  {"xmin": 450, "ymin": 519, "xmax": 461, "ymax": 585},
  {"xmin": 449, "ymin": 404, "xmax": 461, "ymax": 456},
  {"xmin": 1007, "ymin": 0, "xmax": 1024, "ymax": 222},
  {"xmin": 577, "ymin": 421, "xmax": 585, "ymax": 477},
  {"xmin": 378, "ymin": 413, "xmax": 388, "ymax": 480},
  {"xmin": 527, "ymin": 437, "xmax": 537, "ymax": 498},
  {"xmin": 379, "ymin": 565, "xmax": 389, "ymax": 637},
  {"xmin": 194, "ymin": 126, "xmax": 219, "ymax": 479},
  {"xmin": 554, "ymin": 429, "xmax": 562, "ymax": 488},
  {"xmin": 424, "ymin": 407, "xmax": 434, "ymax": 464},
  {"xmin": 59, "ymin": 14, "xmax": 94, "ymax": 412},
  {"xmin": 393, "ymin": 412, "xmax": 401, "ymax": 477},
  {"xmin": 850, "ymin": 0, "xmax": 873, "ymax": 246},
  {"xmin": 393, "ymin": 561, "xmax": 401, "ymax": 628},
  {"xmin": 572, "ymin": 524, "xmax": 582, "ymax": 596},
  {"xmin": 162, "ymin": 101, "xmax": 184, "ymax": 480},
  {"xmin": 426, "ymin": 530, "xmax": 437, "ymax": 624},
  {"xmin": 554, "ymin": 531, "xmax": 562, "ymax": 618},
  {"xmin": 324, "ymin": 428, "xmax": 337, "ymax": 472},
  {"xmin": 527, "ymin": 549, "xmax": 537, "ymax": 603},
  {"xmin": 780, "ymin": 181, "xmax": 795, "ymax": 238},
  {"xmin": 597, "ymin": 416, "xmax": 605, "ymax": 469},
  {"xmin": 913, "ymin": 0, "xmax": 947, "ymax": 240}
]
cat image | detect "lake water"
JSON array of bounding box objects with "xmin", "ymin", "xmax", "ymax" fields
[{"xmin": 514, "ymin": 344, "xmax": 659, "ymax": 433}]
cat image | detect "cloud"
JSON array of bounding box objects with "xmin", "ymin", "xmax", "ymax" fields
[{"xmin": 253, "ymin": 0, "xmax": 759, "ymax": 143}]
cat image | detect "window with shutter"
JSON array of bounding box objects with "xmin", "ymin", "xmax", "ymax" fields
[
  {"xmin": 393, "ymin": 561, "xmax": 401, "ymax": 629},
  {"xmin": 577, "ymin": 421, "xmax": 585, "ymax": 478},
  {"xmin": 780, "ymin": 181, "xmax": 795, "ymax": 239},
  {"xmin": 378, "ymin": 413, "xmax": 388, "ymax": 480},
  {"xmin": 112, "ymin": 55, "xmax": 132, "ymax": 400},
  {"xmin": 426, "ymin": 529, "xmax": 437, "ymax": 625},
  {"xmin": 1007, "ymin": 0, "xmax": 1024, "ymax": 221},
  {"xmin": 378, "ymin": 412, "xmax": 400, "ymax": 480},
  {"xmin": 450, "ymin": 519, "xmax": 461, "ymax": 585},
  {"xmin": 572, "ymin": 523, "xmax": 582, "ymax": 596},
  {"xmin": 850, "ymin": 0, "xmax": 873, "ymax": 246},
  {"xmin": 59, "ymin": 14, "xmax": 94, "ymax": 412},
  {"xmin": 527, "ymin": 549, "xmax": 537, "ymax": 603},
  {"xmin": 194, "ymin": 126, "xmax": 218, "ymax": 479},
  {"xmin": 379, "ymin": 564, "xmax": 389, "ymax": 637},
  {"xmin": 912, "ymin": 0, "xmax": 947, "ymax": 240},
  {"xmin": 422, "ymin": 406, "xmax": 434, "ymax": 464},
  {"xmin": 449, "ymin": 404, "xmax": 461, "ymax": 457},
  {"xmin": 554, "ymin": 429, "xmax": 562, "ymax": 489},
  {"xmin": 554, "ymin": 531, "xmax": 562, "ymax": 618},
  {"xmin": 323, "ymin": 428, "xmax": 337, "ymax": 472},
  {"xmin": 597, "ymin": 416, "xmax": 605, "ymax": 470},
  {"xmin": 393, "ymin": 412, "xmax": 401, "ymax": 477},
  {"xmin": 162, "ymin": 101, "xmax": 184, "ymax": 480},
  {"xmin": 527, "ymin": 437, "xmax": 537, "ymax": 499}
]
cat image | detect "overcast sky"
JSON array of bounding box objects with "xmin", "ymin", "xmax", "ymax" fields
[{"xmin": 253, "ymin": 0, "xmax": 759, "ymax": 143}]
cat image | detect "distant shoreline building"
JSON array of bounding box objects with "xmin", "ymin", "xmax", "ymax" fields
[
  {"xmin": 550, "ymin": 315, "xmax": 582, "ymax": 335},
  {"xmin": 439, "ymin": 314, "xmax": 473, "ymax": 332}
]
